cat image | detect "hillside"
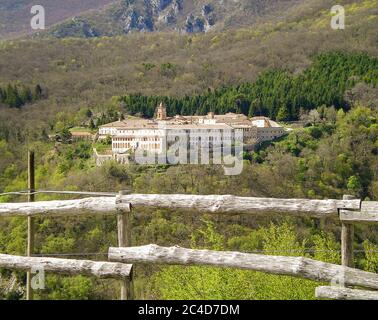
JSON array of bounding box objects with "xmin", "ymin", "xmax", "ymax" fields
[
  {"xmin": 0, "ymin": 0, "xmax": 115, "ymax": 38},
  {"xmin": 0, "ymin": 0, "xmax": 376, "ymax": 148},
  {"xmin": 0, "ymin": 0, "xmax": 376, "ymax": 146},
  {"xmin": 41, "ymin": 0, "xmax": 375, "ymax": 38},
  {"xmin": 1, "ymin": 0, "xmax": 370, "ymax": 39},
  {"xmin": 0, "ymin": 0, "xmax": 314, "ymax": 38},
  {"xmin": 42, "ymin": 0, "xmax": 304, "ymax": 38}
]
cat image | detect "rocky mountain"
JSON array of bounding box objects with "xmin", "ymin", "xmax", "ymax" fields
[
  {"xmin": 0, "ymin": 0, "xmax": 370, "ymax": 39},
  {"xmin": 2, "ymin": 0, "xmax": 308, "ymax": 38}
]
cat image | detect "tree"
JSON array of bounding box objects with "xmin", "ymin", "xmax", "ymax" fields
[
  {"xmin": 308, "ymin": 110, "xmax": 320, "ymax": 126},
  {"xmin": 347, "ymin": 175, "xmax": 362, "ymax": 195},
  {"xmin": 60, "ymin": 127, "xmax": 72, "ymax": 143},
  {"xmin": 276, "ymin": 105, "xmax": 290, "ymax": 121}
]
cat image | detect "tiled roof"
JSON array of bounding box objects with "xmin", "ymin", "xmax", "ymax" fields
[{"xmin": 100, "ymin": 114, "xmax": 282, "ymax": 130}]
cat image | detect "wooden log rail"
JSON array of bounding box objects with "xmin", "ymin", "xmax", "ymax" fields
[
  {"xmin": 0, "ymin": 194, "xmax": 363, "ymax": 218},
  {"xmin": 316, "ymin": 286, "xmax": 378, "ymax": 300},
  {"xmin": 0, "ymin": 254, "xmax": 132, "ymax": 280},
  {"xmin": 116, "ymin": 194, "xmax": 362, "ymax": 217},
  {"xmin": 0, "ymin": 197, "xmax": 130, "ymax": 217},
  {"xmin": 340, "ymin": 201, "xmax": 378, "ymax": 224},
  {"xmin": 108, "ymin": 244, "xmax": 378, "ymax": 290}
]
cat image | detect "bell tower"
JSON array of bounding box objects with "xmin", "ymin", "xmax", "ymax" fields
[{"xmin": 156, "ymin": 102, "xmax": 167, "ymax": 120}]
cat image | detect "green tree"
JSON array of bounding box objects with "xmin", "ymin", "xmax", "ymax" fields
[{"xmin": 276, "ymin": 105, "xmax": 290, "ymax": 122}]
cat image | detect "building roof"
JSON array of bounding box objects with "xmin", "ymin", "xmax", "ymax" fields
[
  {"xmin": 251, "ymin": 116, "xmax": 282, "ymax": 128},
  {"xmin": 165, "ymin": 123, "xmax": 233, "ymax": 130},
  {"xmin": 71, "ymin": 131, "xmax": 93, "ymax": 136},
  {"xmin": 100, "ymin": 114, "xmax": 282, "ymax": 131},
  {"xmin": 100, "ymin": 119, "xmax": 158, "ymax": 129}
]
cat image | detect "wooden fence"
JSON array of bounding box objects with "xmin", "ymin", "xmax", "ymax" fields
[
  {"xmin": 0, "ymin": 193, "xmax": 377, "ymax": 300},
  {"xmin": 0, "ymin": 254, "xmax": 132, "ymax": 279}
]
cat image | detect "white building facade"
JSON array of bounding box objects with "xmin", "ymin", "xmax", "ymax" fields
[{"xmin": 98, "ymin": 104, "xmax": 285, "ymax": 156}]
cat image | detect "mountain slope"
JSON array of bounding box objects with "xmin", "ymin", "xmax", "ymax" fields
[
  {"xmin": 1, "ymin": 0, "xmax": 372, "ymax": 39},
  {"xmin": 0, "ymin": 0, "xmax": 376, "ymax": 154},
  {"xmin": 1, "ymin": 0, "xmax": 297, "ymax": 38},
  {"xmin": 43, "ymin": 0, "xmax": 305, "ymax": 37},
  {"xmin": 0, "ymin": 0, "xmax": 116, "ymax": 38}
]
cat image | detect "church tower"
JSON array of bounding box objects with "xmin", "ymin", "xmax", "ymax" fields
[{"xmin": 156, "ymin": 102, "xmax": 167, "ymax": 120}]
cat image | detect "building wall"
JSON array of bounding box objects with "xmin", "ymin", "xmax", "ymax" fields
[
  {"xmin": 98, "ymin": 127, "xmax": 118, "ymax": 138},
  {"xmin": 256, "ymin": 127, "xmax": 285, "ymax": 141},
  {"xmin": 113, "ymin": 136, "xmax": 164, "ymax": 153},
  {"xmin": 100, "ymin": 116, "xmax": 286, "ymax": 156}
]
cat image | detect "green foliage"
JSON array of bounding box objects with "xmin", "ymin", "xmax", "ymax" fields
[
  {"xmin": 40, "ymin": 235, "xmax": 75, "ymax": 254},
  {"xmin": 0, "ymin": 83, "xmax": 43, "ymax": 108},
  {"xmin": 152, "ymin": 221, "xmax": 343, "ymax": 300},
  {"xmin": 251, "ymin": 105, "xmax": 378, "ymax": 199},
  {"xmin": 311, "ymin": 232, "xmax": 340, "ymax": 264},
  {"xmin": 159, "ymin": 63, "xmax": 178, "ymax": 78},
  {"xmin": 118, "ymin": 52, "xmax": 377, "ymax": 120},
  {"xmin": 39, "ymin": 275, "xmax": 94, "ymax": 300},
  {"xmin": 59, "ymin": 128, "xmax": 73, "ymax": 144},
  {"xmin": 142, "ymin": 63, "xmax": 156, "ymax": 71},
  {"xmin": 141, "ymin": 213, "xmax": 191, "ymax": 245},
  {"xmin": 363, "ymin": 240, "xmax": 378, "ymax": 273},
  {"xmin": 152, "ymin": 220, "xmax": 256, "ymax": 300},
  {"xmin": 73, "ymin": 141, "xmax": 92, "ymax": 160},
  {"xmin": 0, "ymin": 218, "xmax": 27, "ymax": 255},
  {"xmin": 347, "ymin": 175, "xmax": 362, "ymax": 195}
]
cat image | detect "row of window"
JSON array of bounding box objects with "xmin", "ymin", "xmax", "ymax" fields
[
  {"xmin": 113, "ymin": 136, "xmax": 234, "ymax": 143},
  {"xmin": 113, "ymin": 137, "xmax": 160, "ymax": 142},
  {"xmin": 113, "ymin": 143, "xmax": 160, "ymax": 149}
]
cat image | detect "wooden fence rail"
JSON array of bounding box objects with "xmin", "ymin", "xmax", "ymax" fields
[
  {"xmin": 316, "ymin": 286, "xmax": 378, "ymax": 300},
  {"xmin": 108, "ymin": 244, "xmax": 378, "ymax": 290},
  {"xmin": 340, "ymin": 201, "xmax": 378, "ymax": 224},
  {"xmin": 0, "ymin": 197, "xmax": 130, "ymax": 217},
  {"xmin": 116, "ymin": 194, "xmax": 362, "ymax": 217},
  {"xmin": 0, "ymin": 254, "xmax": 132, "ymax": 279},
  {"xmin": 0, "ymin": 194, "xmax": 363, "ymax": 218}
]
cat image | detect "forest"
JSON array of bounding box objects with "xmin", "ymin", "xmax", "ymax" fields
[
  {"xmin": 116, "ymin": 52, "xmax": 378, "ymax": 121},
  {"xmin": 0, "ymin": 83, "xmax": 43, "ymax": 108}
]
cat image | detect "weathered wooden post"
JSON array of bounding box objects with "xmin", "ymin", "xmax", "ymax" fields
[
  {"xmin": 26, "ymin": 150, "xmax": 35, "ymax": 300},
  {"xmin": 341, "ymin": 195, "xmax": 355, "ymax": 267},
  {"xmin": 116, "ymin": 190, "xmax": 133, "ymax": 300}
]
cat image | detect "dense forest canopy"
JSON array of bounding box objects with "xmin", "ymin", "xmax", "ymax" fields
[
  {"xmin": 117, "ymin": 52, "xmax": 378, "ymax": 121},
  {"xmin": 0, "ymin": 83, "xmax": 43, "ymax": 108}
]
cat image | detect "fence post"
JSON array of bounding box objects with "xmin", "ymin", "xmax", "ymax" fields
[
  {"xmin": 341, "ymin": 195, "xmax": 354, "ymax": 267},
  {"xmin": 26, "ymin": 150, "xmax": 35, "ymax": 300},
  {"xmin": 116, "ymin": 190, "xmax": 133, "ymax": 300}
]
